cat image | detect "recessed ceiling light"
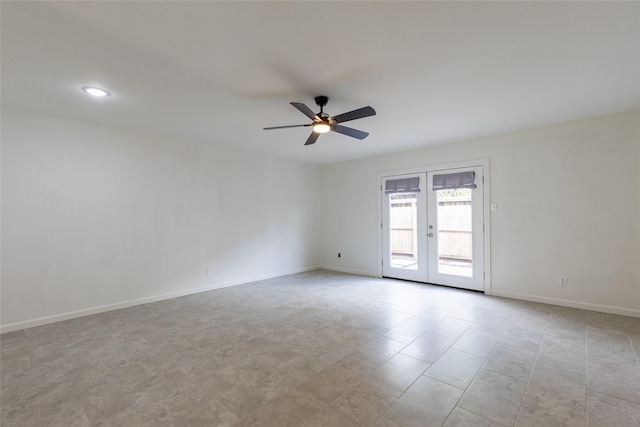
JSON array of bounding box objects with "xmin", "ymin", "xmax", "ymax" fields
[{"xmin": 82, "ymin": 86, "xmax": 110, "ymax": 97}]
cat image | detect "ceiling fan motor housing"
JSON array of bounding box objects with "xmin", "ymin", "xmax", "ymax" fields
[{"xmin": 314, "ymin": 96, "xmax": 329, "ymax": 107}]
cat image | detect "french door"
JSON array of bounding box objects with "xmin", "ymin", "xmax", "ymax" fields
[{"xmin": 382, "ymin": 166, "xmax": 485, "ymax": 291}]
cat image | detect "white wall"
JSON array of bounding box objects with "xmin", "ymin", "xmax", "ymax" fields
[
  {"xmin": 320, "ymin": 110, "xmax": 640, "ymax": 316},
  {"xmin": 2, "ymin": 109, "xmax": 638, "ymax": 331},
  {"xmin": 1, "ymin": 109, "xmax": 320, "ymax": 331}
]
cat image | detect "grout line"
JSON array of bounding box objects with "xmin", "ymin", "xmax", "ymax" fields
[
  {"xmin": 585, "ymin": 321, "xmax": 589, "ymax": 426},
  {"xmin": 438, "ymin": 313, "xmax": 510, "ymax": 425},
  {"xmin": 511, "ymin": 315, "xmax": 550, "ymax": 426},
  {"xmin": 630, "ymin": 335, "xmax": 640, "ymax": 369}
]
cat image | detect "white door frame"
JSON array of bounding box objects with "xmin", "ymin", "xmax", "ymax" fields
[{"xmin": 377, "ymin": 159, "xmax": 492, "ymax": 294}]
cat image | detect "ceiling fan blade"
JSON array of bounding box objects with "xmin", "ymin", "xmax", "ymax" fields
[
  {"xmin": 304, "ymin": 131, "xmax": 320, "ymax": 146},
  {"xmin": 332, "ymin": 124, "xmax": 369, "ymax": 140},
  {"xmin": 264, "ymin": 124, "xmax": 311, "ymax": 130},
  {"xmin": 291, "ymin": 102, "xmax": 320, "ymax": 121},
  {"xmin": 332, "ymin": 106, "xmax": 376, "ymax": 123}
]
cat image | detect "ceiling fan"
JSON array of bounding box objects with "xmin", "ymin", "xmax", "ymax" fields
[{"xmin": 264, "ymin": 96, "xmax": 376, "ymax": 145}]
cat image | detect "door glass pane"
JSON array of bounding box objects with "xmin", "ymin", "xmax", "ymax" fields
[
  {"xmin": 389, "ymin": 193, "xmax": 418, "ymax": 270},
  {"xmin": 436, "ymin": 188, "xmax": 472, "ymax": 277}
]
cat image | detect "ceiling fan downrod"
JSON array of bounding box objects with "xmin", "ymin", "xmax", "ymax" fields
[{"xmin": 315, "ymin": 96, "xmax": 329, "ymax": 116}]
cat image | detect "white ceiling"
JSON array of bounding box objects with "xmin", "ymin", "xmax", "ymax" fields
[{"xmin": 2, "ymin": 1, "xmax": 639, "ymax": 165}]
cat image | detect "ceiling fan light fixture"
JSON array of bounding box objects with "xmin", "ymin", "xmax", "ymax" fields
[
  {"xmin": 82, "ymin": 86, "xmax": 110, "ymax": 97},
  {"xmin": 313, "ymin": 123, "xmax": 331, "ymax": 134}
]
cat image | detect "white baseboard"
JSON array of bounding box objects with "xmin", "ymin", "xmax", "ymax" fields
[
  {"xmin": 318, "ymin": 269, "xmax": 640, "ymax": 318},
  {"xmin": 491, "ymin": 289, "xmax": 640, "ymax": 318},
  {"xmin": 5, "ymin": 268, "xmax": 637, "ymax": 334},
  {"xmin": 318, "ymin": 265, "xmax": 379, "ymax": 278},
  {"xmin": 315, "ymin": 268, "xmax": 640, "ymax": 318},
  {"xmin": 0, "ymin": 265, "xmax": 321, "ymax": 334}
]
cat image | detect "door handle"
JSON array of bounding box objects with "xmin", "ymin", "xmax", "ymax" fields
[{"xmin": 428, "ymin": 233, "xmax": 433, "ymax": 237}]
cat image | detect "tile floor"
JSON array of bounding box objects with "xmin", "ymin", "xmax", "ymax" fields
[{"xmin": 2, "ymin": 270, "xmax": 640, "ymax": 426}]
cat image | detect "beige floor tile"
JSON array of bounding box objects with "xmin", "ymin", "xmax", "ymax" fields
[
  {"xmin": 499, "ymin": 324, "xmax": 545, "ymax": 352},
  {"xmin": 215, "ymin": 384, "xmax": 270, "ymax": 418},
  {"xmin": 1, "ymin": 405, "xmax": 42, "ymax": 427},
  {"xmin": 515, "ymin": 394, "xmax": 586, "ymax": 427},
  {"xmin": 587, "ymin": 390, "xmax": 640, "ymax": 427},
  {"xmin": 525, "ymin": 358, "xmax": 586, "ymax": 407},
  {"xmin": 382, "ymin": 317, "xmax": 439, "ymax": 344},
  {"xmin": 302, "ymin": 408, "xmax": 360, "ymax": 427},
  {"xmin": 448, "ymin": 305, "xmax": 488, "ymax": 322},
  {"xmin": 364, "ymin": 353, "xmax": 431, "ymax": 398},
  {"xmin": 367, "ymin": 309, "xmax": 414, "ymax": 330},
  {"xmin": 467, "ymin": 313, "xmax": 511, "ymax": 335},
  {"xmin": 428, "ymin": 317, "xmax": 473, "ymax": 340},
  {"xmin": 372, "ymin": 416, "xmax": 403, "ymax": 427},
  {"xmin": 510, "ymin": 311, "xmax": 551, "ymax": 332},
  {"xmin": 452, "ymin": 329, "xmax": 501, "ymax": 357},
  {"xmin": 586, "ymin": 312, "xmax": 628, "ymax": 337},
  {"xmin": 0, "ymin": 354, "xmax": 30, "ymax": 375},
  {"xmin": 587, "ymin": 358, "xmax": 640, "ymax": 404},
  {"xmin": 483, "ymin": 343, "xmax": 537, "ymax": 382},
  {"xmin": 457, "ymin": 368, "xmax": 527, "ymax": 425},
  {"xmin": 232, "ymin": 387, "xmax": 326, "ymax": 427},
  {"xmin": 544, "ymin": 326, "xmax": 586, "ymax": 344},
  {"xmin": 442, "ymin": 407, "xmax": 505, "ymax": 427},
  {"xmin": 82, "ymin": 382, "xmax": 145, "ymax": 426},
  {"xmin": 401, "ymin": 330, "xmax": 456, "ymax": 363},
  {"xmin": 1, "ymin": 270, "xmax": 637, "ymax": 426},
  {"xmin": 587, "ymin": 333, "xmax": 638, "ymax": 367},
  {"xmin": 624, "ymin": 317, "xmax": 640, "ymax": 336},
  {"xmin": 549, "ymin": 307, "xmax": 586, "ymax": 330},
  {"xmin": 424, "ymin": 348, "xmax": 486, "ymax": 389},
  {"xmin": 331, "ymin": 383, "xmax": 395, "ymax": 425},
  {"xmin": 350, "ymin": 335, "xmax": 407, "ymax": 368},
  {"xmin": 385, "ymin": 376, "xmax": 463, "ymax": 427},
  {"xmin": 537, "ymin": 332, "xmax": 586, "ymax": 376},
  {"xmin": 631, "ymin": 334, "xmax": 640, "ymax": 365},
  {"xmin": 295, "ymin": 361, "xmax": 363, "ymax": 404}
]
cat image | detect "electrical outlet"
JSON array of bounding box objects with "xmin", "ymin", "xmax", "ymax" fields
[
  {"xmin": 204, "ymin": 267, "xmax": 209, "ymax": 276},
  {"xmin": 338, "ymin": 253, "xmax": 341, "ymax": 258},
  {"xmin": 559, "ymin": 276, "xmax": 567, "ymax": 286}
]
